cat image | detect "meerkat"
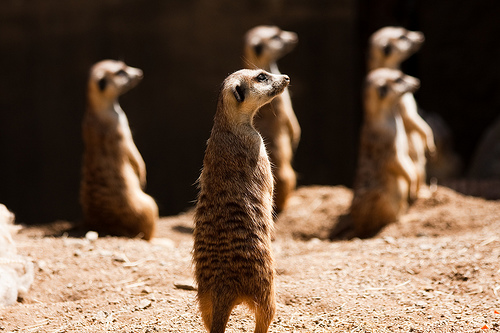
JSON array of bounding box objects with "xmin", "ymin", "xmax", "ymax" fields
[
  {"xmin": 193, "ymin": 69, "xmax": 290, "ymax": 333},
  {"xmin": 350, "ymin": 68, "xmax": 419, "ymax": 237},
  {"xmin": 368, "ymin": 26, "xmax": 436, "ymax": 197},
  {"xmin": 80, "ymin": 60, "xmax": 158, "ymax": 241},
  {"xmin": 243, "ymin": 25, "xmax": 300, "ymax": 213}
]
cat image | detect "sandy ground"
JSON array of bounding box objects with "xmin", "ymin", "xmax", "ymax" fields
[{"xmin": 1, "ymin": 185, "xmax": 500, "ymax": 332}]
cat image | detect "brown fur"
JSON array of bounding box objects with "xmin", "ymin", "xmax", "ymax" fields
[
  {"xmin": 80, "ymin": 60, "xmax": 158, "ymax": 240},
  {"xmin": 350, "ymin": 68, "xmax": 419, "ymax": 237},
  {"xmin": 368, "ymin": 26, "xmax": 436, "ymax": 196},
  {"xmin": 243, "ymin": 25, "xmax": 300, "ymax": 213},
  {"xmin": 193, "ymin": 69, "xmax": 290, "ymax": 333}
]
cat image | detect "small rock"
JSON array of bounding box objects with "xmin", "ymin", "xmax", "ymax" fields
[
  {"xmin": 174, "ymin": 282, "xmax": 197, "ymax": 291},
  {"xmin": 383, "ymin": 236, "xmax": 396, "ymax": 245},
  {"xmin": 419, "ymin": 244, "xmax": 432, "ymax": 251},
  {"xmin": 142, "ymin": 286, "xmax": 153, "ymax": 294},
  {"xmin": 138, "ymin": 299, "xmax": 152, "ymax": 309},
  {"xmin": 416, "ymin": 301, "xmax": 427, "ymax": 308},
  {"xmin": 85, "ymin": 231, "xmax": 99, "ymax": 242},
  {"xmin": 113, "ymin": 254, "xmax": 128, "ymax": 263}
]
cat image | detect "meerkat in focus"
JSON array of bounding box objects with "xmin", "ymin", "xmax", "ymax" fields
[
  {"xmin": 80, "ymin": 60, "xmax": 158, "ymax": 240},
  {"xmin": 243, "ymin": 25, "xmax": 300, "ymax": 213},
  {"xmin": 193, "ymin": 69, "xmax": 290, "ymax": 333},
  {"xmin": 350, "ymin": 68, "xmax": 419, "ymax": 237},
  {"xmin": 369, "ymin": 26, "xmax": 436, "ymax": 197}
]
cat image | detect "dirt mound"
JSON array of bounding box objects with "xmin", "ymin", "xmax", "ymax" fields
[
  {"xmin": 1, "ymin": 185, "xmax": 499, "ymax": 332},
  {"xmin": 275, "ymin": 185, "xmax": 500, "ymax": 240}
]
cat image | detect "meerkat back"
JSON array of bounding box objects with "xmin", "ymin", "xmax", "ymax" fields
[
  {"xmin": 80, "ymin": 60, "xmax": 158, "ymax": 240},
  {"xmin": 193, "ymin": 69, "xmax": 290, "ymax": 333},
  {"xmin": 350, "ymin": 68, "xmax": 419, "ymax": 237},
  {"xmin": 243, "ymin": 25, "xmax": 300, "ymax": 214}
]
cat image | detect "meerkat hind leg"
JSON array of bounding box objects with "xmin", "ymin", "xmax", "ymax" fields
[
  {"xmin": 202, "ymin": 293, "xmax": 238, "ymax": 333},
  {"xmin": 254, "ymin": 300, "xmax": 275, "ymax": 333}
]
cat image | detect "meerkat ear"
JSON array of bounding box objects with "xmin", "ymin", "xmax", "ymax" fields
[
  {"xmin": 383, "ymin": 43, "xmax": 392, "ymax": 56},
  {"xmin": 98, "ymin": 77, "xmax": 107, "ymax": 91},
  {"xmin": 233, "ymin": 83, "xmax": 246, "ymax": 103},
  {"xmin": 378, "ymin": 84, "xmax": 388, "ymax": 98}
]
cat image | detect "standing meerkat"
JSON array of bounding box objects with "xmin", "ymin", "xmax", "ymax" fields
[
  {"xmin": 193, "ymin": 69, "xmax": 290, "ymax": 333},
  {"xmin": 243, "ymin": 25, "xmax": 300, "ymax": 213},
  {"xmin": 368, "ymin": 26, "xmax": 436, "ymax": 197},
  {"xmin": 350, "ymin": 68, "xmax": 419, "ymax": 237},
  {"xmin": 80, "ymin": 60, "xmax": 158, "ymax": 240}
]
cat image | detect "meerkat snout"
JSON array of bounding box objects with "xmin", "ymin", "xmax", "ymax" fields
[
  {"xmin": 404, "ymin": 76, "xmax": 420, "ymax": 93},
  {"xmin": 409, "ymin": 30, "xmax": 424, "ymax": 44},
  {"xmin": 395, "ymin": 74, "xmax": 420, "ymax": 95}
]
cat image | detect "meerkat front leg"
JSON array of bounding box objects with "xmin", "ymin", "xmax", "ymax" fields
[
  {"xmin": 394, "ymin": 151, "xmax": 418, "ymax": 201},
  {"xmin": 399, "ymin": 93, "xmax": 437, "ymax": 156}
]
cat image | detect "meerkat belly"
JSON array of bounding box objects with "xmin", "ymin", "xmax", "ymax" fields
[{"xmin": 83, "ymin": 127, "xmax": 142, "ymax": 208}]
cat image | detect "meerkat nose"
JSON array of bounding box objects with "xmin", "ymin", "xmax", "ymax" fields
[{"xmin": 283, "ymin": 75, "xmax": 290, "ymax": 83}]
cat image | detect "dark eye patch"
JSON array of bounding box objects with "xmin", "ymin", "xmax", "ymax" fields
[
  {"xmin": 395, "ymin": 77, "xmax": 404, "ymax": 84},
  {"xmin": 378, "ymin": 84, "xmax": 388, "ymax": 98},
  {"xmin": 383, "ymin": 44, "xmax": 392, "ymax": 56},
  {"xmin": 98, "ymin": 77, "xmax": 107, "ymax": 91},
  {"xmin": 254, "ymin": 43, "xmax": 263, "ymax": 57},
  {"xmin": 256, "ymin": 73, "xmax": 268, "ymax": 82},
  {"xmin": 271, "ymin": 35, "xmax": 280, "ymax": 40}
]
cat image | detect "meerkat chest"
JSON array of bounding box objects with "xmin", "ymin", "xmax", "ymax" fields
[
  {"xmin": 116, "ymin": 109, "xmax": 134, "ymax": 139},
  {"xmin": 258, "ymin": 139, "xmax": 272, "ymax": 170}
]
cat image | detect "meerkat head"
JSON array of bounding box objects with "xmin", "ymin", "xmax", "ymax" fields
[
  {"xmin": 87, "ymin": 60, "xmax": 143, "ymax": 111},
  {"xmin": 219, "ymin": 69, "xmax": 290, "ymax": 122},
  {"xmin": 368, "ymin": 26, "xmax": 425, "ymax": 70},
  {"xmin": 364, "ymin": 68, "xmax": 420, "ymax": 116},
  {"xmin": 244, "ymin": 25, "xmax": 298, "ymax": 69}
]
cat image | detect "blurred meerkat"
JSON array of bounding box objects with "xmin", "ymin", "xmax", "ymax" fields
[
  {"xmin": 350, "ymin": 68, "xmax": 419, "ymax": 237},
  {"xmin": 193, "ymin": 69, "xmax": 290, "ymax": 333},
  {"xmin": 80, "ymin": 60, "xmax": 158, "ymax": 240},
  {"xmin": 368, "ymin": 26, "xmax": 436, "ymax": 196},
  {"xmin": 243, "ymin": 25, "xmax": 300, "ymax": 213}
]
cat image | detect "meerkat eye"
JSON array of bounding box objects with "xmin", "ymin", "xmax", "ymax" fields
[
  {"xmin": 395, "ymin": 77, "xmax": 404, "ymax": 84},
  {"xmin": 115, "ymin": 69, "xmax": 128, "ymax": 77},
  {"xmin": 256, "ymin": 73, "xmax": 268, "ymax": 82},
  {"xmin": 271, "ymin": 35, "xmax": 281, "ymax": 40},
  {"xmin": 399, "ymin": 35, "xmax": 409, "ymax": 41}
]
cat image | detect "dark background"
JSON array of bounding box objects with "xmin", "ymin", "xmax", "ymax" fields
[{"xmin": 0, "ymin": 0, "xmax": 498, "ymax": 224}]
